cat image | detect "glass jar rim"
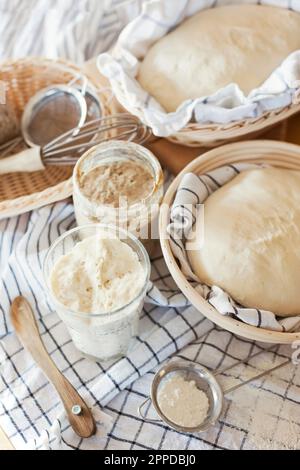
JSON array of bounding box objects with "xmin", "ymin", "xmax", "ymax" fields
[
  {"xmin": 73, "ymin": 140, "xmax": 164, "ymax": 212},
  {"xmin": 43, "ymin": 224, "xmax": 151, "ymax": 318}
]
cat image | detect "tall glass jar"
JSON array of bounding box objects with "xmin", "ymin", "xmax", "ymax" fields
[
  {"xmin": 72, "ymin": 141, "xmax": 164, "ymax": 255},
  {"xmin": 44, "ymin": 225, "xmax": 150, "ymax": 362}
]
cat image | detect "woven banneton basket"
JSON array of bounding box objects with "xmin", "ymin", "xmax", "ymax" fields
[
  {"xmin": 114, "ymin": 79, "xmax": 300, "ymax": 148},
  {"xmin": 160, "ymin": 140, "xmax": 300, "ymax": 344},
  {"xmin": 168, "ymin": 103, "xmax": 300, "ymax": 148},
  {"xmin": 0, "ymin": 57, "xmax": 109, "ymax": 220}
]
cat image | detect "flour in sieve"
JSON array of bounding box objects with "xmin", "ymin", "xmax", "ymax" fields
[{"xmin": 157, "ymin": 375, "xmax": 209, "ymax": 428}]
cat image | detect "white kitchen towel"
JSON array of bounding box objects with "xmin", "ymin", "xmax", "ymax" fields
[
  {"xmin": 168, "ymin": 162, "xmax": 300, "ymax": 333},
  {"xmin": 0, "ymin": 0, "xmax": 146, "ymax": 63},
  {"xmin": 0, "ymin": 201, "xmax": 209, "ymax": 450},
  {"xmin": 1, "ymin": 236, "xmax": 300, "ymax": 452},
  {"xmin": 2, "ymin": 205, "xmax": 299, "ymax": 451},
  {"xmin": 98, "ymin": 0, "xmax": 300, "ymax": 137}
]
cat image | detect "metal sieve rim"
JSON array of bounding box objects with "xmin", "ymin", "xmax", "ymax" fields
[
  {"xmin": 21, "ymin": 85, "xmax": 87, "ymax": 148},
  {"xmin": 150, "ymin": 360, "xmax": 224, "ymax": 433}
]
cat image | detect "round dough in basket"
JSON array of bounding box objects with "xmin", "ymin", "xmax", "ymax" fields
[
  {"xmin": 138, "ymin": 4, "xmax": 300, "ymax": 112},
  {"xmin": 187, "ymin": 168, "xmax": 300, "ymax": 317}
]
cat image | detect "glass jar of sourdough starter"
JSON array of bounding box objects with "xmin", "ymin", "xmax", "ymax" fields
[
  {"xmin": 72, "ymin": 141, "xmax": 164, "ymax": 255},
  {"xmin": 44, "ymin": 225, "xmax": 150, "ymax": 362}
]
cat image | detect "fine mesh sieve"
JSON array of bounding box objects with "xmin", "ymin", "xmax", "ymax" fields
[
  {"xmin": 139, "ymin": 348, "xmax": 291, "ymax": 433},
  {"xmin": 22, "ymin": 85, "xmax": 88, "ymax": 148},
  {"xmin": 0, "ymin": 77, "xmax": 103, "ymax": 163},
  {"xmin": 0, "ymin": 73, "xmax": 150, "ymax": 175},
  {"xmin": 150, "ymin": 361, "xmax": 223, "ymax": 433}
]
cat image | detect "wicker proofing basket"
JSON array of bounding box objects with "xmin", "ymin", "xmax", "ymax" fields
[
  {"xmin": 167, "ymin": 102, "xmax": 300, "ymax": 148},
  {"xmin": 0, "ymin": 57, "xmax": 109, "ymax": 220},
  {"xmin": 160, "ymin": 140, "xmax": 300, "ymax": 344},
  {"xmin": 114, "ymin": 78, "xmax": 300, "ymax": 148}
]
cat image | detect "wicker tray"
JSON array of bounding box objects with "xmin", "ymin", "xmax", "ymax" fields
[
  {"xmin": 0, "ymin": 57, "xmax": 109, "ymax": 220},
  {"xmin": 160, "ymin": 140, "xmax": 300, "ymax": 344}
]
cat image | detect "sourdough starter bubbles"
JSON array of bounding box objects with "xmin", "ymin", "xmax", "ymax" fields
[{"xmin": 73, "ymin": 141, "xmax": 164, "ymax": 255}]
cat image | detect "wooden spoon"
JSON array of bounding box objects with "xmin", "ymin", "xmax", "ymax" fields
[{"xmin": 10, "ymin": 296, "xmax": 96, "ymax": 439}]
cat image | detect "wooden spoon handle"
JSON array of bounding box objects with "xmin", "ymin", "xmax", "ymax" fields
[{"xmin": 11, "ymin": 297, "xmax": 96, "ymax": 439}]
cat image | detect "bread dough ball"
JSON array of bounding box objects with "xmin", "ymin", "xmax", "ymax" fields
[
  {"xmin": 187, "ymin": 168, "xmax": 300, "ymax": 317},
  {"xmin": 138, "ymin": 4, "xmax": 300, "ymax": 112}
]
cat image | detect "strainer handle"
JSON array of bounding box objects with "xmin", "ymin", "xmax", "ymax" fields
[
  {"xmin": 214, "ymin": 344, "xmax": 278, "ymax": 377},
  {"xmin": 138, "ymin": 397, "xmax": 162, "ymax": 423},
  {"xmin": 223, "ymin": 358, "xmax": 290, "ymax": 395}
]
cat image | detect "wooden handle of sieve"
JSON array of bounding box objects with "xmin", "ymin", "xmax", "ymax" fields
[{"xmin": 0, "ymin": 146, "xmax": 45, "ymax": 174}]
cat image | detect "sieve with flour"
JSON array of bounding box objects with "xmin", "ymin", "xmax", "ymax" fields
[{"xmin": 139, "ymin": 347, "xmax": 291, "ymax": 433}]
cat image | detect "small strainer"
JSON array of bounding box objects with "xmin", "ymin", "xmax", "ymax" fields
[
  {"xmin": 22, "ymin": 85, "xmax": 88, "ymax": 148},
  {"xmin": 139, "ymin": 347, "xmax": 290, "ymax": 433}
]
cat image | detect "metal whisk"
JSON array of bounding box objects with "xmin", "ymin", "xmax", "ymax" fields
[
  {"xmin": 0, "ymin": 114, "xmax": 151, "ymax": 175},
  {"xmin": 43, "ymin": 114, "xmax": 151, "ymax": 166}
]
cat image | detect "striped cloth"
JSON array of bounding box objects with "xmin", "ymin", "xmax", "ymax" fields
[
  {"xmin": 169, "ymin": 163, "xmax": 300, "ymax": 333},
  {"xmin": 1, "ymin": 0, "xmax": 300, "ymax": 451},
  {"xmin": 0, "ymin": 0, "xmax": 138, "ymax": 63}
]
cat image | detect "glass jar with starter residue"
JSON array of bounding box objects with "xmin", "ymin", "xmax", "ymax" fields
[{"xmin": 73, "ymin": 141, "xmax": 164, "ymax": 255}]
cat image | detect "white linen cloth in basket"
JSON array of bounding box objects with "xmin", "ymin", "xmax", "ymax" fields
[
  {"xmin": 168, "ymin": 162, "xmax": 300, "ymax": 333},
  {"xmin": 98, "ymin": 0, "xmax": 300, "ymax": 137}
]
